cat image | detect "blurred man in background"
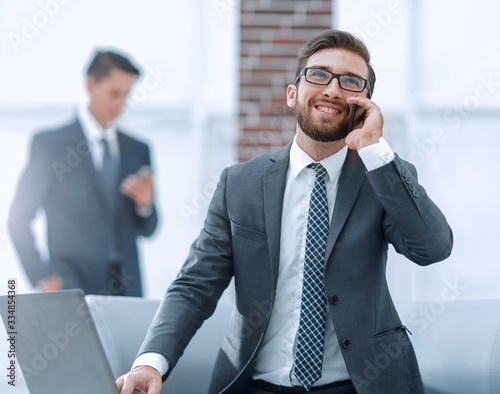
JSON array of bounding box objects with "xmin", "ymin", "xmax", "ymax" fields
[{"xmin": 8, "ymin": 50, "xmax": 158, "ymax": 296}]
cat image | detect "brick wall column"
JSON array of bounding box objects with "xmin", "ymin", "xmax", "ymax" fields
[{"xmin": 239, "ymin": 0, "xmax": 333, "ymax": 161}]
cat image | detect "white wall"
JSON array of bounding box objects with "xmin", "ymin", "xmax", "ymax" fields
[{"xmin": 335, "ymin": 0, "xmax": 500, "ymax": 301}]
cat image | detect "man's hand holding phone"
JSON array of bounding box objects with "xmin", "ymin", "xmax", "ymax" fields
[
  {"xmin": 120, "ymin": 165, "xmax": 154, "ymax": 209},
  {"xmin": 345, "ymin": 97, "xmax": 384, "ymax": 151}
]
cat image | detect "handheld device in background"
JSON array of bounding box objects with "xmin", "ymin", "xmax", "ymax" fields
[{"xmin": 136, "ymin": 164, "xmax": 152, "ymax": 177}]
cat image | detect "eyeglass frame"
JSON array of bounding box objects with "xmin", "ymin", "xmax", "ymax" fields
[{"xmin": 295, "ymin": 67, "xmax": 372, "ymax": 97}]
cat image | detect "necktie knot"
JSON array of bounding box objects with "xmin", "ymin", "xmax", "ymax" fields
[
  {"xmin": 100, "ymin": 137, "xmax": 108, "ymax": 147},
  {"xmin": 308, "ymin": 162, "xmax": 327, "ymax": 180}
]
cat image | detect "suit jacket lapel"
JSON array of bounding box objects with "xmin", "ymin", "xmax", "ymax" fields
[
  {"xmin": 324, "ymin": 149, "xmax": 366, "ymax": 259},
  {"xmin": 263, "ymin": 143, "xmax": 291, "ymax": 289}
]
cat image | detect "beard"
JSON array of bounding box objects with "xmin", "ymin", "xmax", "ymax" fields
[{"xmin": 295, "ymin": 98, "xmax": 351, "ymax": 142}]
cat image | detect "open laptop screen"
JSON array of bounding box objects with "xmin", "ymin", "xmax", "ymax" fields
[{"xmin": 0, "ymin": 289, "xmax": 119, "ymax": 394}]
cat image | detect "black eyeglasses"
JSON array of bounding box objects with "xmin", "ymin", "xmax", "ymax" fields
[{"xmin": 295, "ymin": 67, "xmax": 371, "ymax": 96}]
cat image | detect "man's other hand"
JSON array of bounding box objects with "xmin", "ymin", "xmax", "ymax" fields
[{"xmin": 116, "ymin": 365, "xmax": 162, "ymax": 394}]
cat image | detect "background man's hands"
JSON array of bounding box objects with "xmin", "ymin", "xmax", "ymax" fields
[
  {"xmin": 120, "ymin": 169, "xmax": 154, "ymax": 209},
  {"xmin": 116, "ymin": 365, "xmax": 162, "ymax": 394},
  {"xmin": 345, "ymin": 97, "xmax": 384, "ymax": 151}
]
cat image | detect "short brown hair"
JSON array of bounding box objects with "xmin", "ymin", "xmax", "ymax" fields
[
  {"xmin": 87, "ymin": 50, "xmax": 140, "ymax": 82},
  {"xmin": 296, "ymin": 29, "xmax": 376, "ymax": 97}
]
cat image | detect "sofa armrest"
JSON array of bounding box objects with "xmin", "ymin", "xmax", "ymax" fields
[
  {"xmin": 86, "ymin": 295, "xmax": 161, "ymax": 378},
  {"xmin": 86, "ymin": 294, "xmax": 233, "ymax": 393},
  {"xmin": 396, "ymin": 300, "xmax": 500, "ymax": 394}
]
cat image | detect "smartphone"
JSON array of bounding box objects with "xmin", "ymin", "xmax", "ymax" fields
[
  {"xmin": 347, "ymin": 104, "xmax": 366, "ymax": 134},
  {"xmin": 136, "ymin": 165, "xmax": 152, "ymax": 177}
]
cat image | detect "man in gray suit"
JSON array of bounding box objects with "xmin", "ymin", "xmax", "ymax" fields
[
  {"xmin": 8, "ymin": 50, "xmax": 158, "ymax": 296},
  {"xmin": 116, "ymin": 30, "xmax": 452, "ymax": 393}
]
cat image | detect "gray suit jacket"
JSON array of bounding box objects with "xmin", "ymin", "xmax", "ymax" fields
[
  {"xmin": 140, "ymin": 143, "xmax": 452, "ymax": 393},
  {"xmin": 8, "ymin": 119, "xmax": 158, "ymax": 296}
]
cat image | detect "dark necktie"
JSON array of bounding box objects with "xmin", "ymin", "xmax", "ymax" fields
[
  {"xmin": 100, "ymin": 138, "xmax": 117, "ymax": 207},
  {"xmin": 100, "ymin": 138, "xmax": 123, "ymax": 294},
  {"xmin": 293, "ymin": 163, "xmax": 329, "ymax": 390}
]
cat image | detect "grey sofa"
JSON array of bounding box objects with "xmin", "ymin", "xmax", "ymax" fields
[{"xmin": 396, "ymin": 300, "xmax": 500, "ymax": 394}]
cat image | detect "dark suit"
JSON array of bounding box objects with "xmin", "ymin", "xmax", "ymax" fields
[
  {"xmin": 8, "ymin": 119, "xmax": 158, "ymax": 296},
  {"xmin": 139, "ymin": 143, "xmax": 452, "ymax": 393}
]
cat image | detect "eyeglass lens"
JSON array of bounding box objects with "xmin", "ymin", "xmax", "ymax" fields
[{"xmin": 305, "ymin": 68, "xmax": 366, "ymax": 92}]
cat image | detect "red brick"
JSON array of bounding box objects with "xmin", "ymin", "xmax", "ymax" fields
[
  {"xmin": 238, "ymin": 0, "xmax": 332, "ymax": 161},
  {"xmin": 241, "ymin": 27, "xmax": 326, "ymax": 45},
  {"xmin": 240, "ymin": 56, "xmax": 297, "ymax": 72},
  {"xmin": 240, "ymin": 100, "xmax": 294, "ymax": 116},
  {"xmin": 241, "ymin": 13, "xmax": 332, "ymax": 29},
  {"xmin": 240, "ymin": 85, "xmax": 292, "ymax": 101},
  {"xmin": 240, "ymin": 70, "xmax": 293, "ymax": 86},
  {"xmin": 242, "ymin": 0, "xmax": 331, "ymax": 13},
  {"xmin": 241, "ymin": 42, "xmax": 304, "ymax": 57},
  {"xmin": 240, "ymin": 115, "xmax": 296, "ymax": 132}
]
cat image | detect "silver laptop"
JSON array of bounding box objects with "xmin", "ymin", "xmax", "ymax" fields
[{"xmin": 0, "ymin": 289, "xmax": 120, "ymax": 394}]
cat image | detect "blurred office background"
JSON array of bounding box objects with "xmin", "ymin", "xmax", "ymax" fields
[{"xmin": 0, "ymin": 0, "xmax": 499, "ymax": 306}]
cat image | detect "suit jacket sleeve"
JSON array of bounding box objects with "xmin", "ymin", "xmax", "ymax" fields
[
  {"xmin": 366, "ymin": 154, "xmax": 453, "ymax": 265},
  {"xmin": 8, "ymin": 133, "xmax": 63, "ymax": 285},
  {"xmin": 134, "ymin": 204, "xmax": 158, "ymax": 237},
  {"xmin": 138, "ymin": 167, "xmax": 234, "ymax": 376}
]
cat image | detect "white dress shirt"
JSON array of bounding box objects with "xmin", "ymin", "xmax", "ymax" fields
[
  {"xmin": 77, "ymin": 103, "xmax": 120, "ymax": 169},
  {"xmin": 77, "ymin": 103, "xmax": 153, "ymax": 217},
  {"xmin": 133, "ymin": 138, "xmax": 395, "ymax": 381},
  {"xmin": 253, "ymin": 141, "xmax": 350, "ymax": 386}
]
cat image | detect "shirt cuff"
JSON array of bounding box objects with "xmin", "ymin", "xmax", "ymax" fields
[
  {"xmin": 357, "ymin": 137, "xmax": 395, "ymax": 171},
  {"xmin": 132, "ymin": 352, "xmax": 170, "ymax": 376},
  {"xmin": 135, "ymin": 204, "xmax": 153, "ymax": 217}
]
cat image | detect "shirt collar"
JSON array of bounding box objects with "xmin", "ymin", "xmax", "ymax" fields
[
  {"xmin": 290, "ymin": 138, "xmax": 348, "ymax": 184},
  {"xmin": 77, "ymin": 102, "xmax": 117, "ymax": 144}
]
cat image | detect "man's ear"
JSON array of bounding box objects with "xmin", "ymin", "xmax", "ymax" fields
[
  {"xmin": 286, "ymin": 84, "xmax": 297, "ymax": 108},
  {"xmin": 86, "ymin": 75, "xmax": 96, "ymax": 94}
]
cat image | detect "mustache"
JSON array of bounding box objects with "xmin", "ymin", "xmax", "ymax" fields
[{"xmin": 311, "ymin": 99, "xmax": 350, "ymax": 113}]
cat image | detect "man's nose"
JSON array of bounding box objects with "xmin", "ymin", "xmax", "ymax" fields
[
  {"xmin": 321, "ymin": 77, "xmax": 344, "ymax": 99},
  {"xmin": 113, "ymin": 96, "xmax": 128, "ymax": 111}
]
